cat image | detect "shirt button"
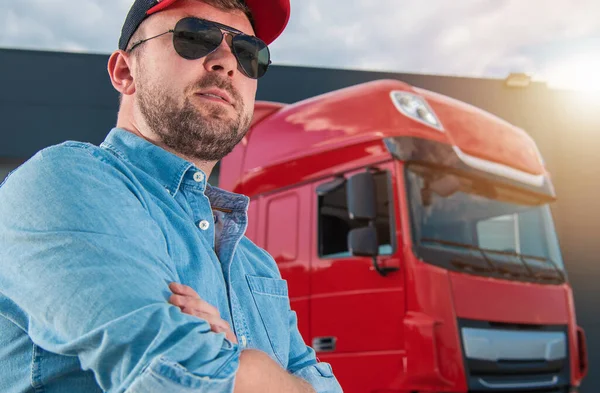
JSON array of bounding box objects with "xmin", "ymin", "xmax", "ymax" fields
[
  {"xmin": 241, "ymin": 335, "xmax": 247, "ymax": 348},
  {"xmin": 193, "ymin": 172, "xmax": 205, "ymax": 183},
  {"xmin": 198, "ymin": 220, "xmax": 210, "ymax": 230}
]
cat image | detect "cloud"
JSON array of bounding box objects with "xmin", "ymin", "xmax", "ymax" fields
[
  {"xmin": 270, "ymin": 0, "xmax": 600, "ymax": 79},
  {"xmin": 1, "ymin": 0, "xmax": 599, "ymax": 81},
  {"xmin": 0, "ymin": 0, "xmax": 131, "ymax": 53}
]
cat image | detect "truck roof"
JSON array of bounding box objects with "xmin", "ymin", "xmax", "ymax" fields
[{"xmin": 220, "ymin": 79, "xmax": 546, "ymax": 195}]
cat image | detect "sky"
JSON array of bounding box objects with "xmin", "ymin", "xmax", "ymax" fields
[{"xmin": 1, "ymin": 0, "xmax": 600, "ymax": 91}]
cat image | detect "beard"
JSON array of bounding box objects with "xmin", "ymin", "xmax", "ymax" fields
[{"xmin": 136, "ymin": 72, "xmax": 252, "ymax": 162}]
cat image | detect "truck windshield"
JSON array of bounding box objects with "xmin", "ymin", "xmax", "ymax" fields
[{"xmin": 405, "ymin": 164, "xmax": 566, "ymax": 282}]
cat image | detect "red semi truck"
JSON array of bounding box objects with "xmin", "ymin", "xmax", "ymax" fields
[{"xmin": 219, "ymin": 80, "xmax": 588, "ymax": 393}]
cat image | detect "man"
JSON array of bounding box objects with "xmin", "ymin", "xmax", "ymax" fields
[{"xmin": 0, "ymin": 0, "xmax": 343, "ymax": 392}]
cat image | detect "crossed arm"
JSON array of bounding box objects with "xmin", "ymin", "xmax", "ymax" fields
[{"xmin": 169, "ymin": 283, "xmax": 316, "ymax": 393}]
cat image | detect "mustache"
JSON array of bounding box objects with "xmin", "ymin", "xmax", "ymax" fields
[{"xmin": 188, "ymin": 74, "xmax": 242, "ymax": 106}]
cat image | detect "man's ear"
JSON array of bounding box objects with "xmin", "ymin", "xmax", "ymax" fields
[{"xmin": 108, "ymin": 50, "xmax": 136, "ymax": 96}]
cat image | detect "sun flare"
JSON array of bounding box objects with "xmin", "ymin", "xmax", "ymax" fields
[{"xmin": 544, "ymin": 53, "xmax": 600, "ymax": 92}]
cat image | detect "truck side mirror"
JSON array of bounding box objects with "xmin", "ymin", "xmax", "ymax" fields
[
  {"xmin": 348, "ymin": 226, "xmax": 398, "ymax": 276},
  {"xmin": 348, "ymin": 227, "xmax": 379, "ymax": 257},
  {"xmin": 347, "ymin": 172, "xmax": 376, "ymax": 221}
]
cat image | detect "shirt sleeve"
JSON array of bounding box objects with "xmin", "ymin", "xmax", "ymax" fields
[
  {"xmin": 286, "ymin": 311, "xmax": 344, "ymax": 392},
  {"xmin": 0, "ymin": 144, "xmax": 240, "ymax": 393}
]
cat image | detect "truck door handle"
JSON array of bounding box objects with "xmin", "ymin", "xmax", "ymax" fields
[{"xmin": 312, "ymin": 337, "xmax": 337, "ymax": 352}]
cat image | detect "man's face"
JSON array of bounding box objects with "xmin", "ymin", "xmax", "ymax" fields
[{"xmin": 131, "ymin": 0, "xmax": 257, "ymax": 162}]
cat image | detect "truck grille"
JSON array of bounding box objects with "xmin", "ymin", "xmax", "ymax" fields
[{"xmin": 459, "ymin": 319, "xmax": 570, "ymax": 392}]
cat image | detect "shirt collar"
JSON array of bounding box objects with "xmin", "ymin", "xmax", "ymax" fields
[
  {"xmin": 101, "ymin": 128, "xmax": 193, "ymax": 196},
  {"xmin": 100, "ymin": 128, "xmax": 249, "ymax": 212},
  {"xmin": 205, "ymin": 183, "xmax": 249, "ymax": 213}
]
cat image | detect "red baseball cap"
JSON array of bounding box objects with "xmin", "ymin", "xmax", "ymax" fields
[{"xmin": 119, "ymin": 0, "xmax": 291, "ymax": 50}]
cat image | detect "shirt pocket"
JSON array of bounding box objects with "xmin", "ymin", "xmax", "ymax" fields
[{"xmin": 246, "ymin": 275, "xmax": 291, "ymax": 367}]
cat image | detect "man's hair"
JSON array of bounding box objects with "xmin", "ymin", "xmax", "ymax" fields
[{"xmin": 206, "ymin": 0, "xmax": 254, "ymax": 27}]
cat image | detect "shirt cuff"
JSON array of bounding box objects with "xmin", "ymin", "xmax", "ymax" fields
[
  {"xmin": 293, "ymin": 362, "xmax": 343, "ymax": 393},
  {"xmin": 125, "ymin": 354, "xmax": 239, "ymax": 393}
]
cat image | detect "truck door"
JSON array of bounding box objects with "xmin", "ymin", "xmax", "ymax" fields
[
  {"xmin": 310, "ymin": 161, "xmax": 406, "ymax": 393},
  {"xmin": 252, "ymin": 185, "xmax": 312, "ymax": 340}
]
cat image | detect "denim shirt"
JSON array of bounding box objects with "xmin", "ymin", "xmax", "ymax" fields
[{"xmin": 0, "ymin": 128, "xmax": 342, "ymax": 393}]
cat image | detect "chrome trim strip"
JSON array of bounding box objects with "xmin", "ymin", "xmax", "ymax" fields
[
  {"xmin": 452, "ymin": 145, "xmax": 545, "ymax": 187},
  {"xmin": 479, "ymin": 375, "xmax": 559, "ymax": 389},
  {"xmin": 462, "ymin": 327, "xmax": 566, "ymax": 361}
]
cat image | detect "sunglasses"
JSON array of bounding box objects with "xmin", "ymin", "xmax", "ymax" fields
[{"xmin": 128, "ymin": 17, "xmax": 271, "ymax": 79}]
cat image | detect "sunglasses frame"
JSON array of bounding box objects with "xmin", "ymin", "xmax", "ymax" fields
[{"xmin": 127, "ymin": 17, "xmax": 271, "ymax": 79}]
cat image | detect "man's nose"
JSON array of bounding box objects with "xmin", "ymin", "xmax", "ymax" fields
[{"xmin": 203, "ymin": 34, "xmax": 238, "ymax": 78}]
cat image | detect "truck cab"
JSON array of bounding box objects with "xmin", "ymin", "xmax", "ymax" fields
[{"xmin": 219, "ymin": 80, "xmax": 588, "ymax": 393}]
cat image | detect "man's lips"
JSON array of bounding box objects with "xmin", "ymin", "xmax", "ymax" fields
[{"xmin": 194, "ymin": 88, "xmax": 234, "ymax": 106}]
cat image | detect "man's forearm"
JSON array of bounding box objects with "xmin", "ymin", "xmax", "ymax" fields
[
  {"xmin": 290, "ymin": 374, "xmax": 316, "ymax": 393},
  {"xmin": 234, "ymin": 349, "xmax": 315, "ymax": 393}
]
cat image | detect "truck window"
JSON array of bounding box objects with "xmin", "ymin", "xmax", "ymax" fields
[
  {"xmin": 477, "ymin": 214, "xmax": 519, "ymax": 252},
  {"xmin": 318, "ymin": 171, "xmax": 394, "ymax": 258},
  {"xmin": 406, "ymin": 164, "xmax": 566, "ymax": 272}
]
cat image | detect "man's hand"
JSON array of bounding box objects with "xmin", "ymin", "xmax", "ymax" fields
[
  {"xmin": 169, "ymin": 283, "xmax": 316, "ymax": 393},
  {"xmin": 169, "ymin": 282, "xmax": 238, "ymax": 344}
]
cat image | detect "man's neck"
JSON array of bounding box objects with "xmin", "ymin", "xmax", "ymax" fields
[{"xmin": 116, "ymin": 122, "xmax": 216, "ymax": 179}]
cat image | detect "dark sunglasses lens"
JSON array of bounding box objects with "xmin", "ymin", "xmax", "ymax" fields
[
  {"xmin": 173, "ymin": 18, "xmax": 222, "ymax": 59},
  {"xmin": 232, "ymin": 35, "xmax": 270, "ymax": 79}
]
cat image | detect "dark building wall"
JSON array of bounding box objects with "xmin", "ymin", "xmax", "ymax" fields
[
  {"xmin": 0, "ymin": 49, "xmax": 119, "ymax": 159},
  {"xmin": 0, "ymin": 164, "xmax": 17, "ymax": 183},
  {"xmin": 1, "ymin": 48, "xmax": 598, "ymax": 391}
]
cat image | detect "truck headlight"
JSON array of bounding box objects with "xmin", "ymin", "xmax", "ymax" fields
[{"xmin": 390, "ymin": 91, "xmax": 443, "ymax": 131}]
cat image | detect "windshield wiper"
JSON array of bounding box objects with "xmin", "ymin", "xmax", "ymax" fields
[
  {"xmin": 419, "ymin": 238, "xmax": 496, "ymax": 273},
  {"xmin": 488, "ymin": 249, "xmax": 565, "ymax": 283},
  {"xmin": 420, "ymin": 238, "xmax": 564, "ymax": 283},
  {"xmin": 420, "ymin": 238, "xmax": 482, "ymax": 250},
  {"xmin": 420, "ymin": 238, "xmax": 532, "ymax": 278}
]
